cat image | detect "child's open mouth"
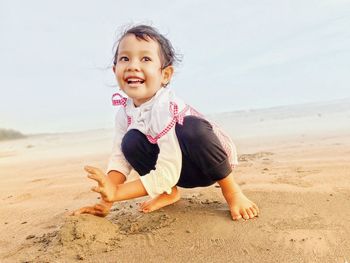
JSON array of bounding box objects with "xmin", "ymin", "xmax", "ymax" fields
[{"xmin": 126, "ymin": 77, "xmax": 145, "ymax": 85}]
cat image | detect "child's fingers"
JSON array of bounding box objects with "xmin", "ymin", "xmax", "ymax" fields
[
  {"xmin": 87, "ymin": 174, "xmax": 103, "ymax": 186},
  {"xmin": 94, "ymin": 204, "xmax": 110, "ymax": 217},
  {"xmin": 84, "ymin": 165, "xmax": 104, "ymax": 175},
  {"xmin": 84, "ymin": 166, "xmax": 107, "ymax": 187},
  {"xmin": 91, "ymin": 186, "xmax": 107, "ymax": 198},
  {"xmin": 71, "ymin": 206, "xmax": 94, "ymax": 216},
  {"xmin": 95, "ymin": 203, "xmax": 109, "ymax": 213},
  {"xmin": 87, "ymin": 173, "xmax": 105, "ymax": 186},
  {"xmin": 84, "ymin": 165, "xmax": 98, "ymax": 173},
  {"xmin": 71, "ymin": 205, "xmax": 108, "ymax": 217},
  {"xmin": 95, "ymin": 203, "xmax": 105, "ymax": 210},
  {"xmin": 91, "ymin": 186, "xmax": 107, "ymax": 201}
]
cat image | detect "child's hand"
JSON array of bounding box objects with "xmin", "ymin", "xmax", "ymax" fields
[
  {"xmin": 71, "ymin": 200, "xmax": 113, "ymax": 217},
  {"xmin": 85, "ymin": 165, "xmax": 117, "ymax": 202}
]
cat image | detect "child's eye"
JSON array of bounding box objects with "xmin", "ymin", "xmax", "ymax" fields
[
  {"xmin": 142, "ymin": 57, "xmax": 151, "ymax": 62},
  {"xmin": 119, "ymin": 56, "xmax": 129, "ymax": 62}
]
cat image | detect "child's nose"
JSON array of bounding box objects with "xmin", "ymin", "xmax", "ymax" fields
[{"xmin": 126, "ymin": 60, "xmax": 140, "ymax": 71}]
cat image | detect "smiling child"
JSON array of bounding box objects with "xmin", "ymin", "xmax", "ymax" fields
[{"xmin": 72, "ymin": 25, "xmax": 259, "ymax": 221}]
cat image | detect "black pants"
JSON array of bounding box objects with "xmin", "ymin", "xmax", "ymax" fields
[{"xmin": 121, "ymin": 116, "xmax": 232, "ymax": 188}]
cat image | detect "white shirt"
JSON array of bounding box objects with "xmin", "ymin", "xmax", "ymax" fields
[{"xmin": 107, "ymin": 88, "xmax": 237, "ymax": 198}]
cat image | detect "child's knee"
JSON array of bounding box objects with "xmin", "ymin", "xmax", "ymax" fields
[
  {"xmin": 121, "ymin": 129, "xmax": 159, "ymax": 162},
  {"xmin": 121, "ymin": 129, "xmax": 145, "ymax": 158},
  {"xmin": 175, "ymin": 116, "xmax": 212, "ymax": 142}
]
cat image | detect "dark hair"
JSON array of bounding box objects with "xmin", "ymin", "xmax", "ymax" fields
[{"xmin": 113, "ymin": 25, "xmax": 181, "ymax": 69}]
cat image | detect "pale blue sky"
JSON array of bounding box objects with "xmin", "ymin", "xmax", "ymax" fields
[{"xmin": 1, "ymin": 0, "xmax": 349, "ymax": 133}]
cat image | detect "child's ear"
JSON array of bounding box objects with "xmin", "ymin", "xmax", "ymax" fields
[
  {"xmin": 162, "ymin": 66, "xmax": 174, "ymax": 86},
  {"xmin": 112, "ymin": 65, "xmax": 116, "ymax": 73}
]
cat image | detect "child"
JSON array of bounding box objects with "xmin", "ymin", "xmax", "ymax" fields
[{"xmin": 72, "ymin": 25, "xmax": 259, "ymax": 221}]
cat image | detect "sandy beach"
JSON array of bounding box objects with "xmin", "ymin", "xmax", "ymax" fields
[{"xmin": 1, "ymin": 100, "xmax": 350, "ymax": 263}]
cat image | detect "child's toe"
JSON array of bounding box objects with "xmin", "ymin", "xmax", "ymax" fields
[
  {"xmin": 242, "ymin": 210, "xmax": 250, "ymax": 220},
  {"xmin": 232, "ymin": 214, "xmax": 242, "ymax": 220},
  {"xmin": 230, "ymin": 209, "xmax": 242, "ymax": 220},
  {"xmin": 246, "ymin": 209, "xmax": 254, "ymax": 219},
  {"xmin": 142, "ymin": 207, "xmax": 152, "ymax": 213},
  {"xmin": 138, "ymin": 202, "xmax": 146, "ymax": 210},
  {"xmin": 250, "ymin": 207, "xmax": 258, "ymax": 216}
]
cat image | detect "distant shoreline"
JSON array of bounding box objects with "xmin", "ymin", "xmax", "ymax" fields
[
  {"xmin": 4, "ymin": 97, "xmax": 350, "ymax": 136},
  {"xmin": 0, "ymin": 128, "xmax": 26, "ymax": 141}
]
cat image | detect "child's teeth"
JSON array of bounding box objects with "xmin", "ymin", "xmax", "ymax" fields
[{"xmin": 128, "ymin": 79, "xmax": 144, "ymax": 84}]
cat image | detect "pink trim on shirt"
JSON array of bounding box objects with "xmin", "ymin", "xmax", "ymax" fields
[
  {"xmin": 112, "ymin": 93, "xmax": 132, "ymax": 127},
  {"xmin": 112, "ymin": 93, "xmax": 127, "ymax": 107},
  {"xmin": 146, "ymin": 102, "xmax": 190, "ymax": 144}
]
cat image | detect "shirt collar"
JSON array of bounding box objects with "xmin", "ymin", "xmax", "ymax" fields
[{"xmin": 127, "ymin": 88, "xmax": 167, "ymax": 111}]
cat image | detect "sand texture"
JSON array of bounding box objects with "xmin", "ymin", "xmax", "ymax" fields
[{"xmin": 1, "ymin": 101, "xmax": 350, "ymax": 262}]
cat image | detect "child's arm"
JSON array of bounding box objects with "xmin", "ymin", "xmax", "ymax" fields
[
  {"xmin": 113, "ymin": 179, "xmax": 148, "ymax": 201},
  {"xmin": 108, "ymin": 170, "xmax": 126, "ymax": 185},
  {"xmin": 87, "ymin": 166, "xmax": 148, "ymax": 202}
]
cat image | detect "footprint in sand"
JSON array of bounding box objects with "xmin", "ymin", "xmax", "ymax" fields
[
  {"xmin": 274, "ymin": 176, "xmax": 313, "ymax": 188},
  {"xmin": 11, "ymin": 193, "xmax": 32, "ymax": 203},
  {"xmin": 278, "ymin": 229, "xmax": 336, "ymax": 256},
  {"xmin": 238, "ymin": 151, "xmax": 274, "ymax": 162},
  {"xmin": 109, "ymin": 210, "xmax": 176, "ymax": 234},
  {"xmin": 273, "ymin": 166, "xmax": 320, "ymax": 188},
  {"xmin": 295, "ymin": 167, "xmax": 321, "ymax": 177}
]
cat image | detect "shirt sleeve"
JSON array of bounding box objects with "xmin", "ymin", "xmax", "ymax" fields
[
  {"xmin": 106, "ymin": 107, "xmax": 132, "ymax": 177},
  {"xmin": 139, "ymin": 125, "xmax": 182, "ymax": 198}
]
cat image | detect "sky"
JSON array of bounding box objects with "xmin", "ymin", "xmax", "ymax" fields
[{"xmin": 0, "ymin": 0, "xmax": 349, "ymax": 133}]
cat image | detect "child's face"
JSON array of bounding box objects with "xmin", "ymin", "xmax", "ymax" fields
[{"xmin": 113, "ymin": 34, "xmax": 173, "ymax": 107}]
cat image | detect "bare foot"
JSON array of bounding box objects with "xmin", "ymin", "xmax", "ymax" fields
[
  {"xmin": 138, "ymin": 186, "xmax": 180, "ymax": 213},
  {"xmin": 225, "ymin": 191, "xmax": 259, "ymax": 220},
  {"xmin": 218, "ymin": 172, "xmax": 260, "ymax": 221}
]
